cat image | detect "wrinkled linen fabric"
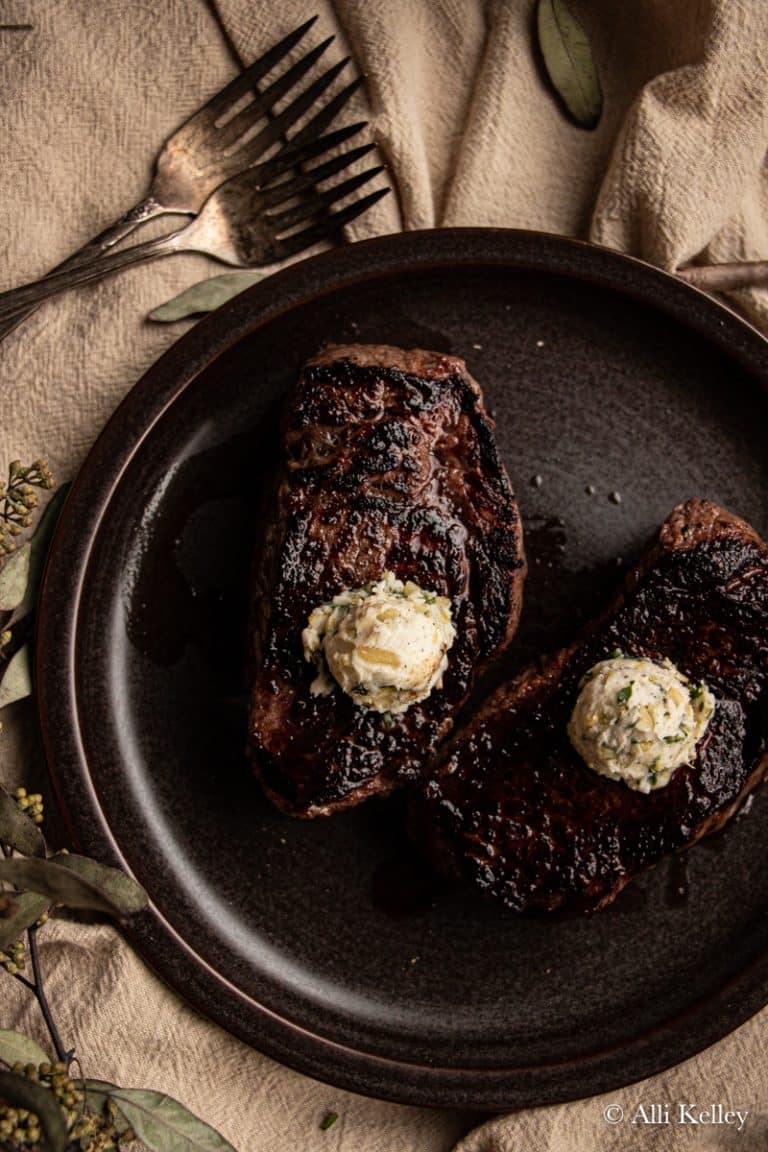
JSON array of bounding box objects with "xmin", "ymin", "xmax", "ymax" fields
[{"xmin": 1, "ymin": 1, "xmax": 767, "ymax": 1150}]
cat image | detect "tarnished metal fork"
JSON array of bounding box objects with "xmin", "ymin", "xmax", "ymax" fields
[
  {"xmin": 0, "ymin": 150, "xmax": 389, "ymax": 322},
  {"xmin": 80, "ymin": 16, "xmax": 361, "ymax": 246},
  {"xmin": 0, "ymin": 17, "xmax": 365, "ymax": 334}
]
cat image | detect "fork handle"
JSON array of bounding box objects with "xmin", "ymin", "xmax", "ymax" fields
[
  {"xmin": 0, "ymin": 230, "xmax": 188, "ymax": 323},
  {"xmin": 78, "ymin": 194, "xmax": 172, "ymax": 259},
  {"xmin": 0, "ymin": 195, "xmax": 182, "ymax": 340}
]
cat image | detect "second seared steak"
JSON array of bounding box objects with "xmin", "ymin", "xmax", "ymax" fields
[
  {"xmin": 249, "ymin": 343, "xmax": 526, "ymax": 817},
  {"xmin": 418, "ymin": 500, "xmax": 768, "ymax": 912}
]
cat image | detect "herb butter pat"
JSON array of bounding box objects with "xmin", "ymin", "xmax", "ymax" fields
[
  {"xmin": 567, "ymin": 655, "xmax": 716, "ymax": 793},
  {"xmin": 302, "ymin": 572, "xmax": 456, "ymax": 714}
]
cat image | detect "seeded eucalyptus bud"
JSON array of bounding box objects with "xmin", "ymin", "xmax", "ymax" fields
[
  {"xmin": 31, "ymin": 461, "xmax": 54, "ymax": 488},
  {"xmin": 1, "ymin": 457, "xmax": 55, "ymax": 550}
]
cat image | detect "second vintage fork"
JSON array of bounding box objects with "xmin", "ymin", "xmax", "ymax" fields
[
  {"xmin": 0, "ymin": 17, "xmax": 365, "ymax": 336},
  {"xmin": 0, "ymin": 150, "xmax": 389, "ymax": 322}
]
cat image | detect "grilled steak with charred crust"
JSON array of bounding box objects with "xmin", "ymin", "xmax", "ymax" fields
[
  {"xmin": 418, "ymin": 500, "xmax": 768, "ymax": 912},
  {"xmin": 249, "ymin": 343, "xmax": 526, "ymax": 817}
]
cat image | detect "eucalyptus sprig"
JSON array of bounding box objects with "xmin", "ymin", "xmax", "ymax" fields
[
  {"xmin": 0, "ymin": 458, "xmax": 239, "ymax": 1152},
  {"xmin": 0, "ymin": 783, "xmax": 238, "ymax": 1152},
  {"xmin": 0, "ymin": 463, "xmax": 68, "ymax": 721},
  {"xmin": 0, "ymin": 462, "xmax": 54, "ymax": 558}
]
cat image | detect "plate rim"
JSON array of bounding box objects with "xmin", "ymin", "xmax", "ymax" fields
[{"xmin": 36, "ymin": 227, "xmax": 768, "ymax": 1110}]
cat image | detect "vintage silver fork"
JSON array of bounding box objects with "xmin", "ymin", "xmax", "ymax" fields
[
  {"xmin": 0, "ymin": 151, "xmax": 389, "ymax": 322},
  {"xmin": 60, "ymin": 17, "xmax": 362, "ymax": 255},
  {"xmin": 0, "ymin": 17, "xmax": 365, "ymax": 334}
]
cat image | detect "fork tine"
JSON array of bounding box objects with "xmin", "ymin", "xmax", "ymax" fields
[
  {"xmin": 228, "ymin": 57, "xmax": 351, "ymax": 166},
  {"xmin": 274, "ymin": 187, "xmax": 391, "ymax": 257},
  {"xmin": 202, "ymin": 16, "xmax": 318, "ymax": 120},
  {"xmin": 215, "ymin": 36, "xmax": 334, "ymax": 147},
  {"xmin": 258, "ymin": 143, "xmax": 377, "ymax": 208},
  {"xmin": 233, "ymin": 75, "xmax": 366, "ymax": 171},
  {"xmin": 288, "ymin": 75, "xmax": 366, "ymax": 147},
  {"xmin": 250, "ymin": 123, "xmax": 367, "ymax": 186},
  {"xmin": 268, "ymin": 167, "xmax": 385, "ymax": 232}
]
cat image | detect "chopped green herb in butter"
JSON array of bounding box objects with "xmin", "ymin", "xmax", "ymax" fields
[
  {"xmin": 301, "ymin": 571, "xmax": 455, "ymax": 715},
  {"xmin": 567, "ymin": 656, "xmax": 715, "ymax": 793}
]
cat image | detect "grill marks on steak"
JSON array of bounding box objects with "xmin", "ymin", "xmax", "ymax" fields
[
  {"xmin": 249, "ymin": 344, "xmax": 525, "ymax": 817},
  {"xmin": 419, "ymin": 500, "xmax": 768, "ymax": 912}
]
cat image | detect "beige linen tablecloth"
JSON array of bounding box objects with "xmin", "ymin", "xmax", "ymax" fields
[{"xmin": 1, "ymin": 1, "xmax": 767, "ymax": 1149}]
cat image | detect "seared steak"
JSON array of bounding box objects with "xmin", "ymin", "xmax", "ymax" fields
[
  {"xmin": 418, "ymin": 500, "xmax": 768, "ymax": 911},
  {"xmin": 249, "ymin": 343, "xmax": 526, "ymax": 817}
]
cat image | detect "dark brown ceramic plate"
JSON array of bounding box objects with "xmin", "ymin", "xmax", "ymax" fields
[{"xmin": 37, "ymin": 229, "xmax": 768, "ymax": 1109}]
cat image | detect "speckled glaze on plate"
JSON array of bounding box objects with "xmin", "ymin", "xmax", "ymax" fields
[{"xmin": 36, "ymin": 229, "xmax": 768, "ymax": 1109}]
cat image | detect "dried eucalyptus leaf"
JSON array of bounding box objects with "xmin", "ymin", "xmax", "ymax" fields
[
  {"xmin": 0, "ymin": 855, "xmax": 147, "ymax": 917},
  {"xmin": 0, "ymin": 1030, "xmax": 52, "ymax": 1070},
  {"xmin": 0, "ymin": 891, "xmax": 50, "ymax": 951},
  {"xmin": 0, "ymin": 1069, "xmax": 68, "ymax": 1152},
  {"xmin": 91, "ymin": 1086, "xmax": 237, "ymax": 1152},
  {"xmin": 148, "ymin": 271, "xmax": 265, "ymax": 323},
  {"xmin": 54, "ymin": 853, "xmax": 148, "ymax": 914},
  {"xmin": 0, "ymin": 782, "xmax": 46, "ymax": 856},
  {"xmin": 0, "ymin": 644, "xmax": 32, "ymax": 709},
  {"xmin": 11, "ymin": 483, "xmax": 71, "ymax": 623},
  {"xmin": 537, "ymin": 0, "xmax": 603, "ymax": 128},
  {"xmin": 0, "ymin": 542, "xmax": 31, "ymax": 612}
]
